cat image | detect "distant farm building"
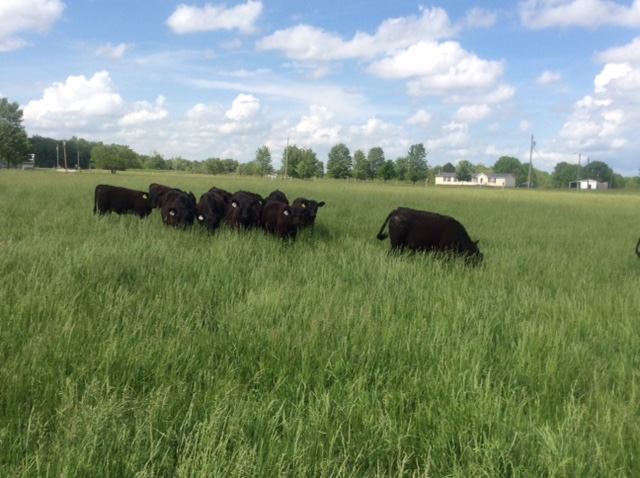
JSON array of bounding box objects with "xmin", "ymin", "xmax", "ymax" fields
[
  {"xmin": 435, "ymin": 172, "xmax": 516, "ymax": 188},
  {"xmin": 568, "ymin": 179, "xmax": 608, "ymax": 190}
]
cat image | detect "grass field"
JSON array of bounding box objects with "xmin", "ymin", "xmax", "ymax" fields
[{"xmin": 1, "ymin": 169, "xmax": 640, "ymax": 477}]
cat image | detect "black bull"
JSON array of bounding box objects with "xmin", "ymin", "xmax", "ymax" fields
[{"xmin": 376, "ymin": 207, "xmax": 483, "ymax": 264}]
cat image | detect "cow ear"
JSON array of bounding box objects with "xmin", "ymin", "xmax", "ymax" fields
[
  {"xmin": 474, "ymin": 240, "xmax": 480, "ymax": 245},
  {"xmin": 317, "ymin": 201, "xmax": 325, "ymax": 207}
]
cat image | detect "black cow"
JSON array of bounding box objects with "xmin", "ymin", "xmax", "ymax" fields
[
  {"xmin": 265, "ymin": 189, "xmax": 289, "ymax": 204},
  {"xmin": 197, "ymin": 190, "xmax": 228, "ymax": 234},
  {"xmin": 291, "ymin": 197, "xmax": 325, "ymax": 227},
  {"xmin": 262, "ymin": 201, "xmax": 297, "ymax": 240},
  {"xmin": 225, "ymin": 191, "xmax": 264, "ymax": 230},
  {"xmin": 148, "ymin": 183, "xmax": 173, "ymax": 209},
  {"xmin": 94, "ymin": 184, "xmax": 152, "ymax": 218},
  {"xmin": 208, "ymin": 186, "xmax": 232, "ymax": 205},
  {"xmin": 636, "ymin": 237, "xmax": 640, "ymax": 258},
  {"xmin": 376, "ymin": 207, "xmax": 483, "ymax": 264},
  {"xmin": 161, "ymin": 189, "xmax": 198, "ymax": 228}
]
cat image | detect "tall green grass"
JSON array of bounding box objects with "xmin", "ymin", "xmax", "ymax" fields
[{"xmin": 1, "ymin": 169, "xmax": 639, "ymax": 476}]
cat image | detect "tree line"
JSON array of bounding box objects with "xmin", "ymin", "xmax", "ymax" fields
[{"xmin": 2, "ymin": 96, "xmax": 640, "ymax": 188}]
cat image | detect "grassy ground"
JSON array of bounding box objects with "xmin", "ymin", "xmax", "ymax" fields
[{"xmin": 1, "ymin": 169, "xmax": 640, "ymax": 477}]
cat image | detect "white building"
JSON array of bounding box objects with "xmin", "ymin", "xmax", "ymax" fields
[
  {"xmin": 568, "ymin": 179, "xmax": 608, "ymax": 190},
  {"xmin": 434, "ymin": 172, "xmax": 516, "ymax": 188}
]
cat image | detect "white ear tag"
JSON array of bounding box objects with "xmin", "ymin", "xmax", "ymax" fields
[
  {"xmin": 170, "ymin": 210, "xmax": 175, "ymax": 216},
  {"xmin": 284, "ymin": 210, "xmax": 289, "ymax": 216},
  {"xmin": 198, "ymin": 215, "xmax": 204, "ymax": 220},
  {"xmin": 232, "ymin": 202, "xmax": 237, "ymax": 208}
]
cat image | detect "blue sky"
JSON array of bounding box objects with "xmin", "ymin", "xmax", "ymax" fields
[{"xmin": 2, "ymin": 0, "xmax": 640, "ymax": 175}]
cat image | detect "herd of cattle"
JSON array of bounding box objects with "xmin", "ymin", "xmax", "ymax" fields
[{"xmin": 93, "ymin": 182, "xmax": 485, "ymax": 264}]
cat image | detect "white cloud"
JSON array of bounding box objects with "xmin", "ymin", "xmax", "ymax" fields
[
  {"xmin": 167, "ymin": 0, "xmax": 263, "ymax": 35},
  {"xmin": 225, "ymin": 94, "xmax": 260, "ymax": 120},
  {"xmin": 256, "ymin": 6, "xmax": 457, "ymax": 61},
  {"xmin": 94, "ymin": 43, "xmax": 130, "ymax": 59},
  {"xmin": 518, "ymin": 0, "xmax": 640, "ymax": 29},
  {"xmin": 537, "ymin": 70, "xmax": 563, "ymax": 85},
  {"xmin": 293, "ymin": 105, "xmax": 343, "ymax": 146},
  {"xmin": 368, "ymin": 41, "xmax": 504, "ymax": 96},
  {"xmin": 454, "ymin": 104, "xmax": 492, "ymax": 123},
  {"xmin": 23, "ymin": 71, "xmax": 124, "ymax": 130},
  {"xmin": 595, "ymin": 36, "xmax": 640, "ymax": 63},
  {"xmin": 118, "ymin": 96, "xmax": 168, "ymax": 126},
  {"xmin": 0, "ymin": 0, "xmax": 65, "ymax": 51},
  {"xmin": 463, "ymin": 8, "xmax": 497, "ymax": 28},
  {"xmin": 406, "ymin": 109, "xmax": 432, "ymax": 125}
]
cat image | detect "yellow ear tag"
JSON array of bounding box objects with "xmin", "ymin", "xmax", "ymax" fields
[
  {"xmin": 302, "ymin": 203, "xmax": 306, "ymax": 208},
  {"xmin": 143, "ymin": 194, "xmax": 148, "ymax": 199}
]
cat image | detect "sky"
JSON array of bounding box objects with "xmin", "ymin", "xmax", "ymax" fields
[{"xmin": 2, "ymin": 0, "xmax": 640, "ymax": 176}]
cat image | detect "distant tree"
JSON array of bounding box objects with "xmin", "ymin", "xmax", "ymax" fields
[
  {"xmin": 141, "ymin": 151, "xmax": 170, "ymax": 170},
  {"xmin": 552, "ymin": 161, "xmax": 580, "ymax": 188},
  {"xmin": 456, "ymin": 160, "xmax": 474, "ymax": 182},
  {"xmin": 326, "ymin": 143, "xmax": 352, "ymax": 179},
  {"xmin": 584, "ymin": 160, "xmax": 613, "ymax": 183},
  {"xmin": 29, "ymin": 135, "xmax": 59, "ymax": 168},
  {"xmin": 91, "ymin": 144, "xmax": 139, "ymax": 173},
  {"xmin": 0, "ymin": 97, "xmax": 31, "ymax": 166},
  {"xmin": 254, "ymin": 145, "xmax": 274, "ymax": 176},
  {"xmin": 395, "ymin": 156, "xmax": 408, "ymax": 181},
  {"xmin": 296, "ymin": 148, "xmax": 323, "ymax": 178},
  {"xmin": 237, "ymin": 160, "xmax": 259, "ymax": 176},
  {"xmin": 405, "ymin": 143, "xmax": 429, "ymax": 183},
  {"xmin": 379, "ymin": 159, "xmax": 396, "ymax": 182},
  {"xmin": 494, "ymin": 156, "xmax": 526, "ymax": 184},
  {"xmin": 352, "ymin": 149, "xmax": 370, "ymax": 180},
  {"xmin": 280, "ymin": 145, "xmax": 302, "ymax": 178},
  {"xmin": 441, "ymin": 162, "xmax": 456, "ymax": 173},
  {"xmin": 368, "ymin": 147, "xmax": 385, "ymax": 179}
]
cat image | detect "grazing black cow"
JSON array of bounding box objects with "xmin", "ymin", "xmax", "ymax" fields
[
  {"xmin": 291, "ymin": 197, "xmax": 325, "ymax": 227},
  {"xmin": 376, "ymin": 207, "xmax": 483, "ymax": 264},
  {"xmin": 225, "ymin": 191, "xmax": 264, "ymax": 230},
  {"xmin": 265, "ymin": 189, "xmax": 289, "ymax": 204},
  {"xmin": 94, "ymin": 184, "xmax": 152, "ymax": 218},
  {"xmin": 197, "ymin": 190, "xmax": 228, "ymax": 234},
  {"xmin": 636, "ymin": 237, "xmax": 640, "ymax": 258},
  {"xmin": 262, "ymin": 201, "xmax": 297, "ymax": 240},
  {"xmin": 161, "ymin": 189, "xmax": 198, "ymax": 228},
  {"xmin": 208, "ymin": 186, "xmax": 232, "ymax": 205},
  {"xmin": 148, "ymin": 183, "xmax": 173, "ymax": 209}
]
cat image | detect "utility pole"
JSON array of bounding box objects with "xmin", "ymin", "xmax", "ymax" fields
[
  {"xmin": 56, "ymin": 144, "xmax": 60, "ymax": 169},
  {"xmin": 527, "ymin": 134, "xmax": 535, "ymax": 188},
  {"xmin": 63, "ymin": 140, "xmax": 68, "ymax": 171}
]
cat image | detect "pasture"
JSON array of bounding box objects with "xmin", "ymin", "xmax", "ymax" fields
[{"xmin": 1, "ymin": 169, "xmax": 639, "ymax": 477}]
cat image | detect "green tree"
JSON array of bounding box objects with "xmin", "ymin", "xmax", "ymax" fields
[
  {"xmin": 254, "ymin": 145, "xmax": 274, "ymax": 176},
  {"xmin": 326, "ymin": 143, "xmax": 352, "ymax": 179},
  {"xmin": 442, "ymin": 162, "xmax": 456, "ymax": 173},
  {"xmin": 0, "ymin": 98, "xmax": 31, "ymax": 166},
  {"xmin": 584, "ymin": 160, "xmax": 613, "ymax": 183},
  {"xmin": 552, "ymin": 161, "xmax": 580, "ymax": 188},
  {"xmin": 405, "ymin": 143, "xmax": 429, "ymax": 183},
  {"xmin": 395, "ymin": 156, "xmax": 408, "ymax": 181},
  {"xmin": 494, "ymin": 156, "xmax": 526, "ymax": 184},
  {"xmin": 379, "ymin": 159, "xmax": 396, "ymax": 182},
  {"xmin": 352, "ymin": 149, "xmax": 370, "ymax": 180},
  {"xmin": 91, "ymin": 144, "xmax": 139, "ymax": 173},
  {"xmin": 456, "ymin": 160, "xmax": 474, "ymax": 182},
  {"xmin": 280, "ymin": 145, "xmax": 302, "ymax": 178},
  {"xmin": 296, "ymin": 148, "xmax": 323, "ymax": 178},
  {"xmin": 367, "ymin": 147, "xmax": 385, "ymax": 180}
]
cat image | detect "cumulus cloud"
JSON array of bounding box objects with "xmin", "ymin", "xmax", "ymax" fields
[
  {"xmin": 23, "ymin": 71, "xmax": 124, "ymax": 130},
  {"xmin": 94, "ymin": 43, "xmax": 130, "ymax": 59},
  {"xmin": 118, "ymin": 96, "xmax": 168, "ymax": 126},
  {"xmin": 367, "ymin": 41, "xmax": 505, "ymax": 96},
  {"xmin": 0, "ymin": 0, "xmax": 65, "ymax": 51},
  {"xmin": 406, "ymin": 109, "xmax": 432, "ymax": 125},
  {"xmin": 293, "ymin": 105, "xmax": 342, "ymax": 146},
  {"xmin": 167, "ymin": 0, "xmax": 263, "ymax": 34},
  {"xmin": 454, "ymin": 104, "xmax": 492, "ymax": 123},
  {"xmin": 256, "ymin": 6, "xmax": 457, "ymax": 61},
  {"xmin": 518, "ymin": 0, "xmax": 640, "ymax": 29},
  {"xmin": 537, "ymin": 70, "xmax": 563, "ymax": 85}
]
